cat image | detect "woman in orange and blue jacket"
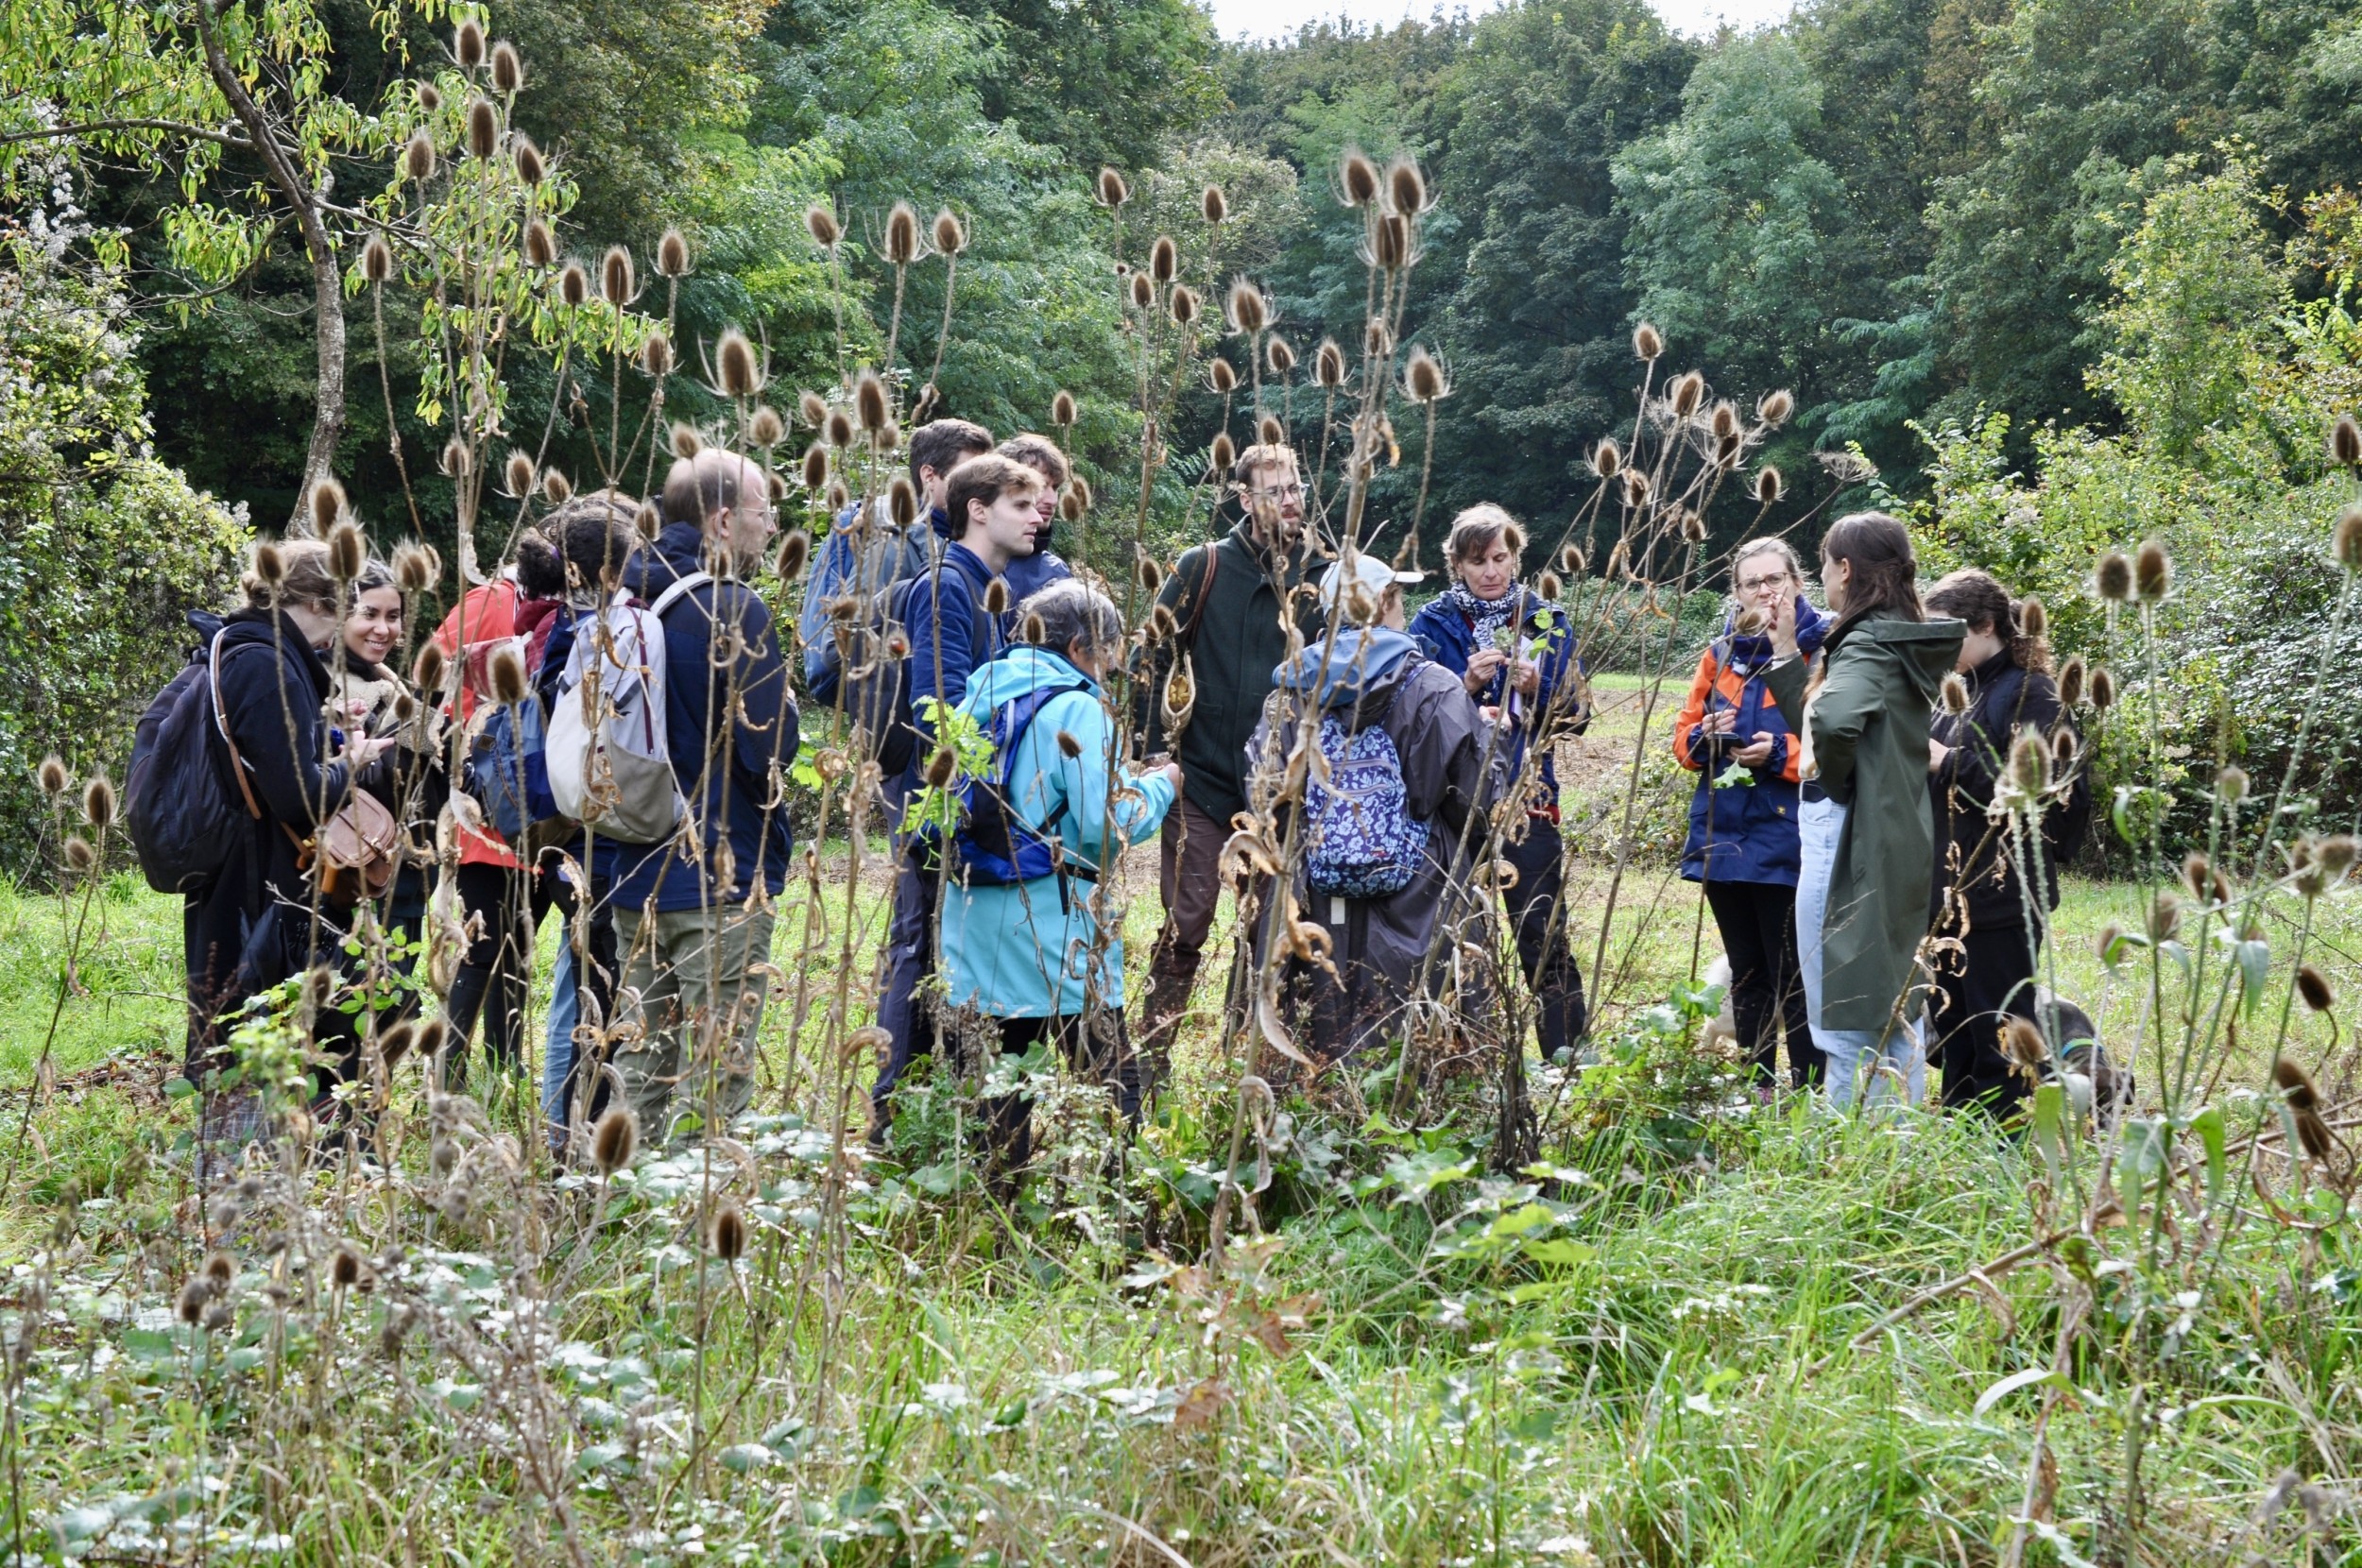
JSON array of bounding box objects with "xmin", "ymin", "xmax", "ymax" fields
[{"xmin": 1673, "ymin": 538, "xmax": 1828, "ymax": 1090}]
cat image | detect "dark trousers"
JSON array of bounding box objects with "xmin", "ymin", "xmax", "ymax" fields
[
  {"xmin": 1930, "ymin": 920, "xmax": 2040, "ymax": 1116},
  {"xmin": 1704, "ymin": 879, "xmax": 1820, "ymax": 1089},
  {"xmin": 443, "ymin": 860, "xmax": 556, "ymax": 1087},
  {"xmin": 1139, "ymin": 795, "xmax": 1233, "ymax": 1080},
  {"xmin": 981, "ymin": 1013, "xmax": 1141, "ymax": 1194},
  {"xmin": 871, "ymin": 847, "xmax": 940, "ymax": 1137},
  {"xmin": 1501, "ymin": 818, "xmax": 1587, "ymax": 1057}
]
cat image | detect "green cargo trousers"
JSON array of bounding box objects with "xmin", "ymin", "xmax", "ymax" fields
[{"xmin": 612, "ymin": 902, "xmax": 776, "ymax": 1143}]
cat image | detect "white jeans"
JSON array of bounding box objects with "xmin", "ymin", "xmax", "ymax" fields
[{"xmin": 1797, "ymin": 795, "xmax": 1925, "ymax": 1110}]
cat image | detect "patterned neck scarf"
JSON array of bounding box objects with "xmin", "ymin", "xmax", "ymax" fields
[{"xmin": 1443, "ymin": 580, "xmax": 1520, "ymax": 651}]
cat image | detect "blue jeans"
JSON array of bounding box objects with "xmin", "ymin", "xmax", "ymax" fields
[
  {"xmin": 542, "ymin": 940, "xmax": 578, "ymax": 1141},
  {"xmin": 1797, "ymin": 795, "xmax": 1924, "ymax": 1110}
]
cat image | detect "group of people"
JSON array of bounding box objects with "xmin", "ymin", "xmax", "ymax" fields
[
  {"xmin": 169, "ymin": 408, "xmax": 2077, "ymax": 1179},
  {"xmin": 1673, "ymin": 516, "xmax": 2080, "ymax": 1115}
]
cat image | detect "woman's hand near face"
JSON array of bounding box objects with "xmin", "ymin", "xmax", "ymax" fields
[{"xmin": 1768, "ymin": 591, "xmax": 1800, "ymax": 659}]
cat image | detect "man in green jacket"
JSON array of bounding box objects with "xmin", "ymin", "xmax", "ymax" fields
[{"xmin": 1136, "ymin": 443, "xmax": 1324, "ymax": 1079}]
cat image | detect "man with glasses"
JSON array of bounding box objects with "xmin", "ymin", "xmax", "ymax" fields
[{"xmin": 1136, "ymin": 443, "xmax": 1324, "ymax": 1083}]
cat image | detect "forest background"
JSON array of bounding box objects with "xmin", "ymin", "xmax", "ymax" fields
[{"xmin": 12, "ymin": 0, "xmax": 2362, "ymax": 864}]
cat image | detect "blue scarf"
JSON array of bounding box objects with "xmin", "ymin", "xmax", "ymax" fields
[
  {"xmin": 1443, "ymin": 581, "xmax": 1521, "ymax": 653},
  {"xmin": 1719, "ymin": 595, "xmax": 1829, "ymax": 677}
]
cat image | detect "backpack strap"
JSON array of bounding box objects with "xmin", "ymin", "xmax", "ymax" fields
[
  {"xmin": 1179, "ymin": 542, "xmax": 1220, "ymax": 649},
  {"xmin": 647, "ymin": 569, "xmax": 714, "ymax": 621},
  {"xmin": 208, "ymin": 632, "xmax": 267, "ymax": 824}
]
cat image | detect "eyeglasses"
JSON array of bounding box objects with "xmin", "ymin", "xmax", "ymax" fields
[
  {"xmin": 1243, "ymin": 482, "xmax": 1305, "ymax": 501},
  {"xmin": 1737, "ymin": 573, "xmax": 1791, "ymax": 594}
]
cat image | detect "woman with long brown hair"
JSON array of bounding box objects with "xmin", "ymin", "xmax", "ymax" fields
[{"xmin": 1764, "ymin": 514, "xmax": 1963, "ymax": 1109}]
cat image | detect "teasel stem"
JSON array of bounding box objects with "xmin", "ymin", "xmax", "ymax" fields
[
  {"xmin": 923, "ymin": 246, "xmax": 961, "ymax": 408},
  {"xmin": 640, "ymin": 274, "xmax": 680, "ymax": 501},
  {"xmin": 368, "ymin": 268, "xmax": 424, "ymax": 537},
  {"xmin": 2247, "ymin": 569, "xmax": 2354, "ymax": 885},
  {"xmin": 884, "ymin": 256, "xmax": 910, "ymax": 382},
  {"xmin": 1408, "ymin": 395, "xmax": 1438, "ymax": 557}
]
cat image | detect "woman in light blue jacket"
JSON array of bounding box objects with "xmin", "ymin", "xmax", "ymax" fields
[{"xmin": 937, "ymin": 580, "xmax": 1180, "ymax": 1189}]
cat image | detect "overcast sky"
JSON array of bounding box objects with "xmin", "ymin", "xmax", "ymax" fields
[{"xmin": 1204, "ymin": 0, "xmax": 1797, "ymax": 43}]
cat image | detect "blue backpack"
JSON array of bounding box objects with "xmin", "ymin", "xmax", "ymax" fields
[
  {"xmin": 466, "ymin": 693, "xmax": 556, "ymax": 840},
  {"xmin": 1302, "ymin": 705, "xmax": 1427, "ymax": 900},
  {"xmin": 938, "ymin": 678, "xmax": 1096, "ymax": 889}
]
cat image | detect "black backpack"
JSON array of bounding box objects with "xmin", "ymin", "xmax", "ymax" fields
[
  {"xmin": 126, "ymin": 631, "xmax": 253, "ymax": 894},
  {"xmin": 809, "ymin": 571, "xmax": 993, "ymax": 779}
]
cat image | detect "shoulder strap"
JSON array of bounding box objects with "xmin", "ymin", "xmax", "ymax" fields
[
  {"xmin": 1181, "ymin": 542, "xmax": 1221, "ymax": 648},
  {"xmin": 209, "ymin": 633, "xmax": 266, "ymax": 823},
  {"xmin": 648, "ymin": 570, "xmax": 714, "ymax": 620}
]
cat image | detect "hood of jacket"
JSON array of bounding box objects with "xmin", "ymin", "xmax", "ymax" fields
[
  {"xmin": 962, "ymin": 644, "xmax": 1102, "ymax": 713},
  {"xmin": 1827, "ymin": 613, "xmax": 1961, "ymax": 703},
  {"xmin": 1275, "ymin": 626, "xmax": 1419, "ymax": 709}
]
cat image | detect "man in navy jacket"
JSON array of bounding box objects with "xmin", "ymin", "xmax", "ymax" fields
[{"xmin": 603, "ymin": 449, "xmax": 798, "ymax": 1143}]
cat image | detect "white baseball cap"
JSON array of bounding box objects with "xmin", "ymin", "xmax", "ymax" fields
[{"xmin": 1318, "ymin": 549, "xmax": 1426, "ymax": 610}]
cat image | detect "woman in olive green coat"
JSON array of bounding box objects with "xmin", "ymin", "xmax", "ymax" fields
[{"xmin": 1764, "ymin": 514, "xmax": 1963, "ymax": 1108}]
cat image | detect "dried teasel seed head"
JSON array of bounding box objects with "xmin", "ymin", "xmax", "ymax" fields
[
  {"xmin": 804, "ymin": 204, "xmax": 840, "ymax": 249},
  {"xmin": 1559, "ymin": 542, "xmax": 1585, "ymax": 574},
  {"xmin": 2095, "ymin": 552, "xmax": 2132, "ymax": 602},
  {"xmin": 1149, "ymin": 603, "xmax": 1178, "ymax": 640},
  {"xmin": 600, "ymin": 245, "xmax": 634, "ymax": 308},
  {"xmin": 1592, "ymin": 438, "xmax": 1622, "ymax": 479},
  {"xmin": 1404, "ymin": 346, "xmax": 1447, "ymax": 404},
  {"xmin": 1315, "ymin": 339, "xmax": 1346, "ymax": 389},
  {"xmin": 454, "ymin": 17, "xmax": 486, "ymax": 68},
  {"xmin": 37, "ymin": 755, "xmax": 70, "ymax": 796},
  {"xmin": 541, "ymin": 468, "xmax": 573, "ymax": 505},
  {"xmin": 362, "ymin": 234, "xmax": 394, "ymax": 284},
  {"xmin": 710, "ymin": 1202, "xmax": 747, "ymax": 1261},
  {"xmin": 884, "ymin": 201, "xmax": 921, "ymax": 265},
  {"xmin": 2332, "ymin": 413, "xmax": 2362, "ymax": 469},
  {"xmin": 1202, "ymin": 184, "xmax": 1227, "ymax": 225},
  {"xmin": 748, "ymin": 404, "xmax": 785, "ymax": 448},
  {"xmin": 1365, "ymin": 317, "xmax": 1393, "ymax": 358},
  {"xmin": 177, "ymin": 1278, "xmax": 208, "ymax": 1324},
  {"xmin": 1210, "ymin": 432, "xmax": 1237, "ymax": 474},
  {"xmin": 2008, "ymin": 728, "xmax": 2050, "ymax": 795},
  {"xmin": 487, "ymin": 643, "xmax": 528, "ymax": 707},
  {"xmin": 774, "ymin": 531, "xmax": 810, "ymax": 583},
  {"xmin": 466, "ymin": 96, "xmax": 498, "ymax": 161},
  {"xmin": 2182, "ymin": 850, "xmax": 2213, "ymax": 900},
  {"xmin": 797, "ymin": 390, "xmax": 830, "ymax": 430},
  {"xmin": 854, "ymin": 372, "xmax": 890, "ymax": 433},
  {"xmin": 1097, "ymin": 166, "xmax": 1130, "ymax": 208},
  {"xmin": 1054, "ymin": 729, "xmax": 1083, "ymax": 759},
  {"xmin": 766, "ymin": 470, "xmax": 788, "ymax": 503},
  {"xmin": 412, "ymin": 640, "xmax": 447, "ymax": 692},
  {"xmin": 2095, "ymin": 921, "xmax": 2124, "ymax": 965},
  {"xmin": 402, "ymin": 131, "xmax": 436, "ymax": 184},
  {"xmin": 1711, "ymin": 401, "xmax": 1739, "ymax": 441},
  {"xmin": 1070, "ymin": 474, "xmax": 1091, "ymax": 510},
  {"xmin": 828, "ymin": 481, "xmax": 849, "ymax": 512},
  {"xmin": 413, "ymin": 1015, "xmax": 448, "ymax": 1064},
  {"xmin": 308, "ymin": 476, "xmax": 348, "ymax": 537},
  {"xmin": 1633, "ymin": 322, "xmax": 1664, "ymax": 361},
  {"xmin": 439, "ymin": 437, "xmax": 471, "ymax": 477},
  {"xmin": 929, "ymin": 209, "xmax": 967, "ymax": 260},
  {"xmin": 2330, "ymin": 504, "xmax": 2362, "ymax": 574},
  {"xmin": 1267, "ymin": 337, "xmax": 1295, "ymax": 376},
  {"xmin": 2217, "ymin": 764, "xmax": 2250, "ymax": 803},
  {"xmin": 327, "ymin": 520, "xmax": 365, "ymax": 583},
  {"xmin": 1669, "ymin": 370, "xmax": 1704, "ymax": 417},
  {"xmin": 640, "ymin": 330, "xmax": 673, "ymax": 379},
  {"xmin": 2002, "ymin": 1016, "xmax": 2048, "ymax": 1072},
  {"xmin": 1372, "ymin": 213, "xmax": 1408, "ymax": 271},
  {"xmin": 1679, "ymin": 509, "xmax": 1708, "ymax": 544},
  {"xmin": 1226, "ymin": 279, "xmax": 1267, "ymax": 335},
  {"xmin": 715, "ymin": 330, "xmax": 761, "ymax": 398},
  {"xmin": 2298, "ymin": 964, "xmax": 2336, "ymax": 1014},
  {"xmin": 375, "ymin": 1019, "xmax": 416, "ymax": 1067},
  {"xmin": 2319, "ymin": 834, "xmax": 2360, "ymax": 877},
  {"xmin": 982, "ymin": 578, "xmax": 1010, "ymax": 616},
  {"xmin": 1537, "ymin": 571, "xmax": 1563, "ymax": 602},
  {"xmin": 1339, "ymin": 149, "xmax": 1379, "ymax": 208},
  {"xmin": 1754, "ymin": 466, "xmax": 1784, "ymax": 504},
  {"xmin": 1386, "ymin": 155, "xmax": 1427, "ymax": 215},
  {"xmin": 2090, "ymin": 667, "xmax": 2117, "ymax": 711},
  {"xmin": 1940, "ymin": 673, "xmax": 1970, "ymax": 715},
  {"xmin": 1734, "ymin": 608, "xmax": 1768, "ymax": 637},
  {"xmin": 63, "ymin": 835, "xmax": 95, "ymax": 873},
  {"xmin": 557, "ymin": 261, "xmax": 590, "ymax": 308},
  {"xmin": 523, "ymin": 218, "xmax": 556, "ymax": 268},
  {"xmin": 1622, "ymin": 469, "xmax": 1651, "ymax": 510},
  {"xmin": 2050, "ymin": 724, "xmax": 2078, "ymax": 775},
  {"xmin": 511, "ymin": 133, "xmax": 542, "ymax": 186},
  {"xmin": 1170, "ymin": 284, "xmax": 1199, "ymax": 326},
  {"xmin": 2134, "ymin": 539, "xmax": 2170, "ymax": 601},
  {"xmin": 924, "ymin": 748, "xmax": 958, "ymax": 789},
  {"xmin": 590, "ymin": 1107, "xmax": 639, "ymax": 1174},
  {"xmin": 2019, "ymin": 596, "xmax": 2047, "ymax": 639},
  {"xmin": 1138, "ymin": 555, "xmax": 1164, "ymax": 593},
  {"xmin": 1209, "ymin": 358, "xmax": 1238, "ymax": 395},
  {"xmin": 204, "ymin": 1249, "xmax": 235, "ymax": 1288},
  {"xmin": 889, "ymin": 476, "xmax": 918, "ymax": 528},
  {"xmin": 1258, "ymin": 415, "xmax": 1286, "ymax": 449},
  {"xmin": 253, "ymin": 541, "xmax": 287, "ymax": 587},
  {"xmin": 2057, "ymin": 655, "xmax": 2085, "ymax": 708},
  {"xmin": 1051, "ymin": 389, "xmax": 1077, "ymax": 428},
  {"xmin": 671, "ymin": 423, "xmax": 703, "ymax": 460},
  {"xmin": 416, "ymin": 81, "xmax": 440, "ymax": 112},
  {"xmin": 800, "ymin": 445, "xmax": 829, "ymax": 490},
  {"xmin": 2274, "ymin": 1055, "xmax": 2323, "ymax": 1113},
  {"xmin": 1757, "ymin": 388, "xmax": 1794, "ymax": 428},
  {"xmin": 504, "ymin": 451, "xmax": 535, "ymax": 498},
  {"xmin": 2147, "ymin": 890, "xmax": 2182, "ymax": 944},
  {"xmin": 1020, "ymin": 611, "xmax": 1048, "ymax": 644},
  {"xmin": 826, "ymin": 410, "xmax": 854, "ymax": 450},
  {"xmin": 1059, "ymin": 491, "xmax": 1082, "ymax": 521},
  {"xmin": 657, "ymin": 227, "xmax": 691, "ymax": 279},
  {"xmin": 331, "ymin": 1248, "xmax": 362, "ymax": 1288}
]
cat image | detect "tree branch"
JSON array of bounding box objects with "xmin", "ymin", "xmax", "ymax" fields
[{"xmin": 0, "ymin": 118, "xmax": 254, "ymax": 151}]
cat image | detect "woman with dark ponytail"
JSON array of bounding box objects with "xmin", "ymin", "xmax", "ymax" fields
[
  {"xmin": 1923, "ymin": 569, "xmax": 2068, "ymax": 1117},
  {"xmin": 1763, "ymin": 514, "xmax": 1963, "ymax": 1109}
]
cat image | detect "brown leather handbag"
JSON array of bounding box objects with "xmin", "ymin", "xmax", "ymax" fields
[{"xmin": 212, "ymin": 639, "xmax": 402, "ymax": 906}]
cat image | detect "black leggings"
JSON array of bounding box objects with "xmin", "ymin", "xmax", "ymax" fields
[
  {"xmin": 442, "ymin": 860, "xmax": 556, "ymax": 1088},
  {"xmin": 980, "ymin": 1013, "xmax": 1140, "ymax": 1193},
  {"xmin": 1929, "ymin": 921, "xmax": 2041, "ymax": 1117},
  {"xmin": 1704, "ymin": 879, "xmax": 1819, "ymax": 1088},
  {"xmin": 1501, "ymin": 817, "xmax": 1588, "ymax": 1056}
]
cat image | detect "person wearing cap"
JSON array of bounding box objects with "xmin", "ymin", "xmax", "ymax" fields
[
  {"xmin": 1134, "ymin": 442, "xmax": 1325, "ymax": 1084},
  {"xmin": 1246, "ymin": 549, "xmax": 1504, "ymax": 1065},
  {"xmin": 1408, "ymin": 503, "xmax": 1593, "ymax": 1059}
]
